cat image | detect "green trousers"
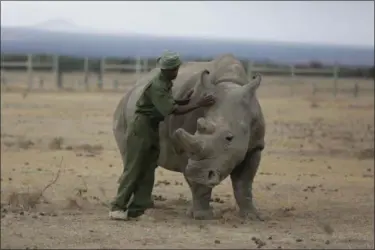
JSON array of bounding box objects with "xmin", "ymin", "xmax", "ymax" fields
[{"xmin": 110, "ymin": 114, "xmax": 160, "ymax": 215}]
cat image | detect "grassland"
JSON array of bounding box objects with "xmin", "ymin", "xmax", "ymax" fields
[{"xmin": 1, "ymin": 71, "xmax": 374, "ymax": 249}]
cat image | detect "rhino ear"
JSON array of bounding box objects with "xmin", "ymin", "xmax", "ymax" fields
[
  {"xmin": 241, "ymin": 73, "xmax": 262, "ymax": 101},
  {"xmin": 193, "ymin": 69, "xmax": 213, "ymax": 94}
]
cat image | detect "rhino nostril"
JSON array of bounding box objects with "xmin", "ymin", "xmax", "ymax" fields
[
  {"xmin": 208, "ymin": 170, "xmax": 215, "ymax": 180},
  {"xmin": 225, "ymin": 135, "xmax": 234, "ymax": 142}
]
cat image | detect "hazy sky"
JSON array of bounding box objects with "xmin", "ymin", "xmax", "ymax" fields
[{"xmin": 1, "ymin": 1, "xmax": 374, "ymax": 47}]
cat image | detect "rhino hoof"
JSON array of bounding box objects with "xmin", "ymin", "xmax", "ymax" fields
[
  {"xmin": 239, "ymin": 209, "xmax": 264, "ymax": 221},
  {"xmin": 187, "ymin": 207, "xmax": 214, "ymax": 220}
]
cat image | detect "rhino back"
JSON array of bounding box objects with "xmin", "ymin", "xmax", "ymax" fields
[
  {"xmin": 112, "ymin": 68, "xmax": 160, "ymax": 136},
  {"xmin": 123, "ymin": 69, "xmax": 161, "ymax": 125}
]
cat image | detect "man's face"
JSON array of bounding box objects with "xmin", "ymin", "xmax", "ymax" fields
[{"xmin": 163, "ymin": 66, "xmax": 180, "ymax": 80}]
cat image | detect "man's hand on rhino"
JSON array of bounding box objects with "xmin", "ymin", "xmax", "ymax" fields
[{"xmin": 197, "ymin": 94, "xmax": 216, "ymax": 107}]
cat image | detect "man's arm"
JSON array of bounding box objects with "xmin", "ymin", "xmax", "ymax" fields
[
  {"xmin": 150, "ymin": 86, "xmax": 199, "ymax": 116},
  {"xmin": 172, "ymin": 103, "xmax": 201, "ymax": 115},
  {"xmin": 150, "ymin": 83, "xmax": 213, "ymax": 117},
  {"xmin": 173, "ymin": 89, "xmax": 194, "ymax": 106},
  {"xmin": 174, "ymin": 98, "xmax": 190, "ymax": 106},
  {"xmin": 173, "ymin": 94, "xmax": 216, "ymax": 115}
]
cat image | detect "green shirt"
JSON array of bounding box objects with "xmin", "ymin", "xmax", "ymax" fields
[{"xmin": 135, "ymin": 71, "xmax": 177, "ymax": 123}]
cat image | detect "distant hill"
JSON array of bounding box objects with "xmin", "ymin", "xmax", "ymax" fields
[
  {"xmin": 1, "ymin": 25, "xmax": 374, "ymax": 66},
  {"xmin": 28, "ymin": 19, "xmax": 97, "ymax": 33}
]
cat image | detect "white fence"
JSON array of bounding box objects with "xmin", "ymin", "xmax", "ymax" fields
[
  {"xmin": 0, "ymin": 54, "xmax": 149, "ymax": 90},
  {"xmin": 0, "ymin": 53, "xmax": 372, "ymax": 97}
]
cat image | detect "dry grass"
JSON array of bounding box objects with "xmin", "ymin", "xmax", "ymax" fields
[
  {"xmin": 6, "ymin": 157, "xmax": 63, "ymax": 212},
  {"xmin": 1, "ymin": 74, "xmax": 374, "ymax": 249}
]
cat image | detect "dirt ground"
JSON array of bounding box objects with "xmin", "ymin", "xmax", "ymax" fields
[{"xmin": 1, "ymin": 75, "xmax": 374, "ymax": 249}]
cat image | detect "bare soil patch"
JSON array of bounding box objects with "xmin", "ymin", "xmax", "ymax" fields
[{"xmin": 1, "ymin": 79, "xmax": 374, "ymax": 249}]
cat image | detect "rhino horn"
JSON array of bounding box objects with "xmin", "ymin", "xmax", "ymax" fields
[
  {"xmin": 197, "ymin": 117, "xmax": 216, "ymax": 134},
  {"xmin": 173, "ymin": 128, "xmax": 203, "ymax": 155},
  {"xmin": 241, "ymin": 73, "xmax": 262, "ymax": 99}
]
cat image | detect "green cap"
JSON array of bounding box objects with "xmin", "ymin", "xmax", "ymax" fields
[{"xmin": 157, "ymin": 51, "xmax": 182, "ymax": 70}]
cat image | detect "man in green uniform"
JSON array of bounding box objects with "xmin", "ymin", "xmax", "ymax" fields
[{"xmin": 109, "ymin": 51, "xmax": 216, "ymax": 220}]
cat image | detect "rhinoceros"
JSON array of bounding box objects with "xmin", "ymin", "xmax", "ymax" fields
[{"xmin": 112, "ymin": 54, "xmax": 265, "ymax": 220}]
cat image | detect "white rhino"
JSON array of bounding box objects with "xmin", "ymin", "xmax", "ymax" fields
[{"xmin": 113, "ymin": 54, "xmax": 265, "ymax": 220}]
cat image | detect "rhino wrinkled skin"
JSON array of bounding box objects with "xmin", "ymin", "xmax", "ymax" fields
[{"xmin": 113, "ymin": 54, "xmax": 266, "ymax": 220}]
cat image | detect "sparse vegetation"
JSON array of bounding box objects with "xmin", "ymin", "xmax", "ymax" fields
[
  {"xmin": 48, "ymin": 137, "xmax": 64, "ymax": 150},
  {"xmin": 1, "ymin": 75, "xmax": 373, "ymax": 249},
  {"xmin": 6, "ymin": 157, "xmax": 63, "ymax": 212}
]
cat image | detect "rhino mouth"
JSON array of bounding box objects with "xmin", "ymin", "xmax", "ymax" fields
[{"xmin": 184, "ymin": 159, "xmax": 222, "ymax": 187}]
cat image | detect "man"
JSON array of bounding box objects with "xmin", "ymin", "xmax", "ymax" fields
[{"xmin": 109, "ymin": 51, "xmax": 216, "ymax": 220}]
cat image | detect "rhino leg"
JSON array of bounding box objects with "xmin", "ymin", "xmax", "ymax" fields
[
  {"xmin": 184, "ymin": 177, "xmax": 214, "ymax": 220},
  {"xmin": 230, "ymin": 149, "xmax": 263, "ymax": 221}
]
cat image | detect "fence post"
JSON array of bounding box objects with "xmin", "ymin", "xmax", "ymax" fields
[
  {"xmin": 1, "ymin": 69, "xmax": 6, "ymax": 88},
  {"xmin": 312, "ymin": 82, "xmax": 317, "ymax": 96},
  {"xmin": 39, "ymin": 77, "xmax": 44, "ymax": 89},
  {"xmin": 135, "ymin": 56, "xmax": 141, "ymax": 80},
  {"xmin": 353, "ymin": 82, "xmax": 359, "ymax": 98},
  {"xmin": 290, "ymin": 65, "xmax": 295, "ymax": 96},
  {"xmin": 83, "ymin": 57, "xmax": 89, "ymax": 90},
  {"xmin": 247, "ymin": 61, "xmax": 253, "ymax": 79},
  {"xmin": 113, "ymin": 79, "xmax": 119, "ymax": 90},
  {"xmin": 27, "ymin": 54, "xmax": 33, "ymax": 90},
  {"xmin": 143, "ymin": 58, "xmax": 148, "ymax": 73},
  {"xmin": 0, "ymin": 56, "xmax": 5, "ymax": 88},
  {"xmin": 333, "ymin": 63, "xmax": 339, "ymax": 97},
  {"xmin": 98, "ymin": 57, "xmax": 105, "ymax": 90},
  {"xmin": 53, "ymin": 54, "xmax": 61, "ymax": 89}
]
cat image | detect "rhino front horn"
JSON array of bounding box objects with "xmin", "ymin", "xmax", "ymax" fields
[{"xmin": 173, "ymin": 128, "xmax": 203, "ymax": 155}]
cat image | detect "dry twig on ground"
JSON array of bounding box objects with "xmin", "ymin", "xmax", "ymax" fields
[{"xmin": 7, "ymin": 157, "xmax": 64, "ymax": 211}]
